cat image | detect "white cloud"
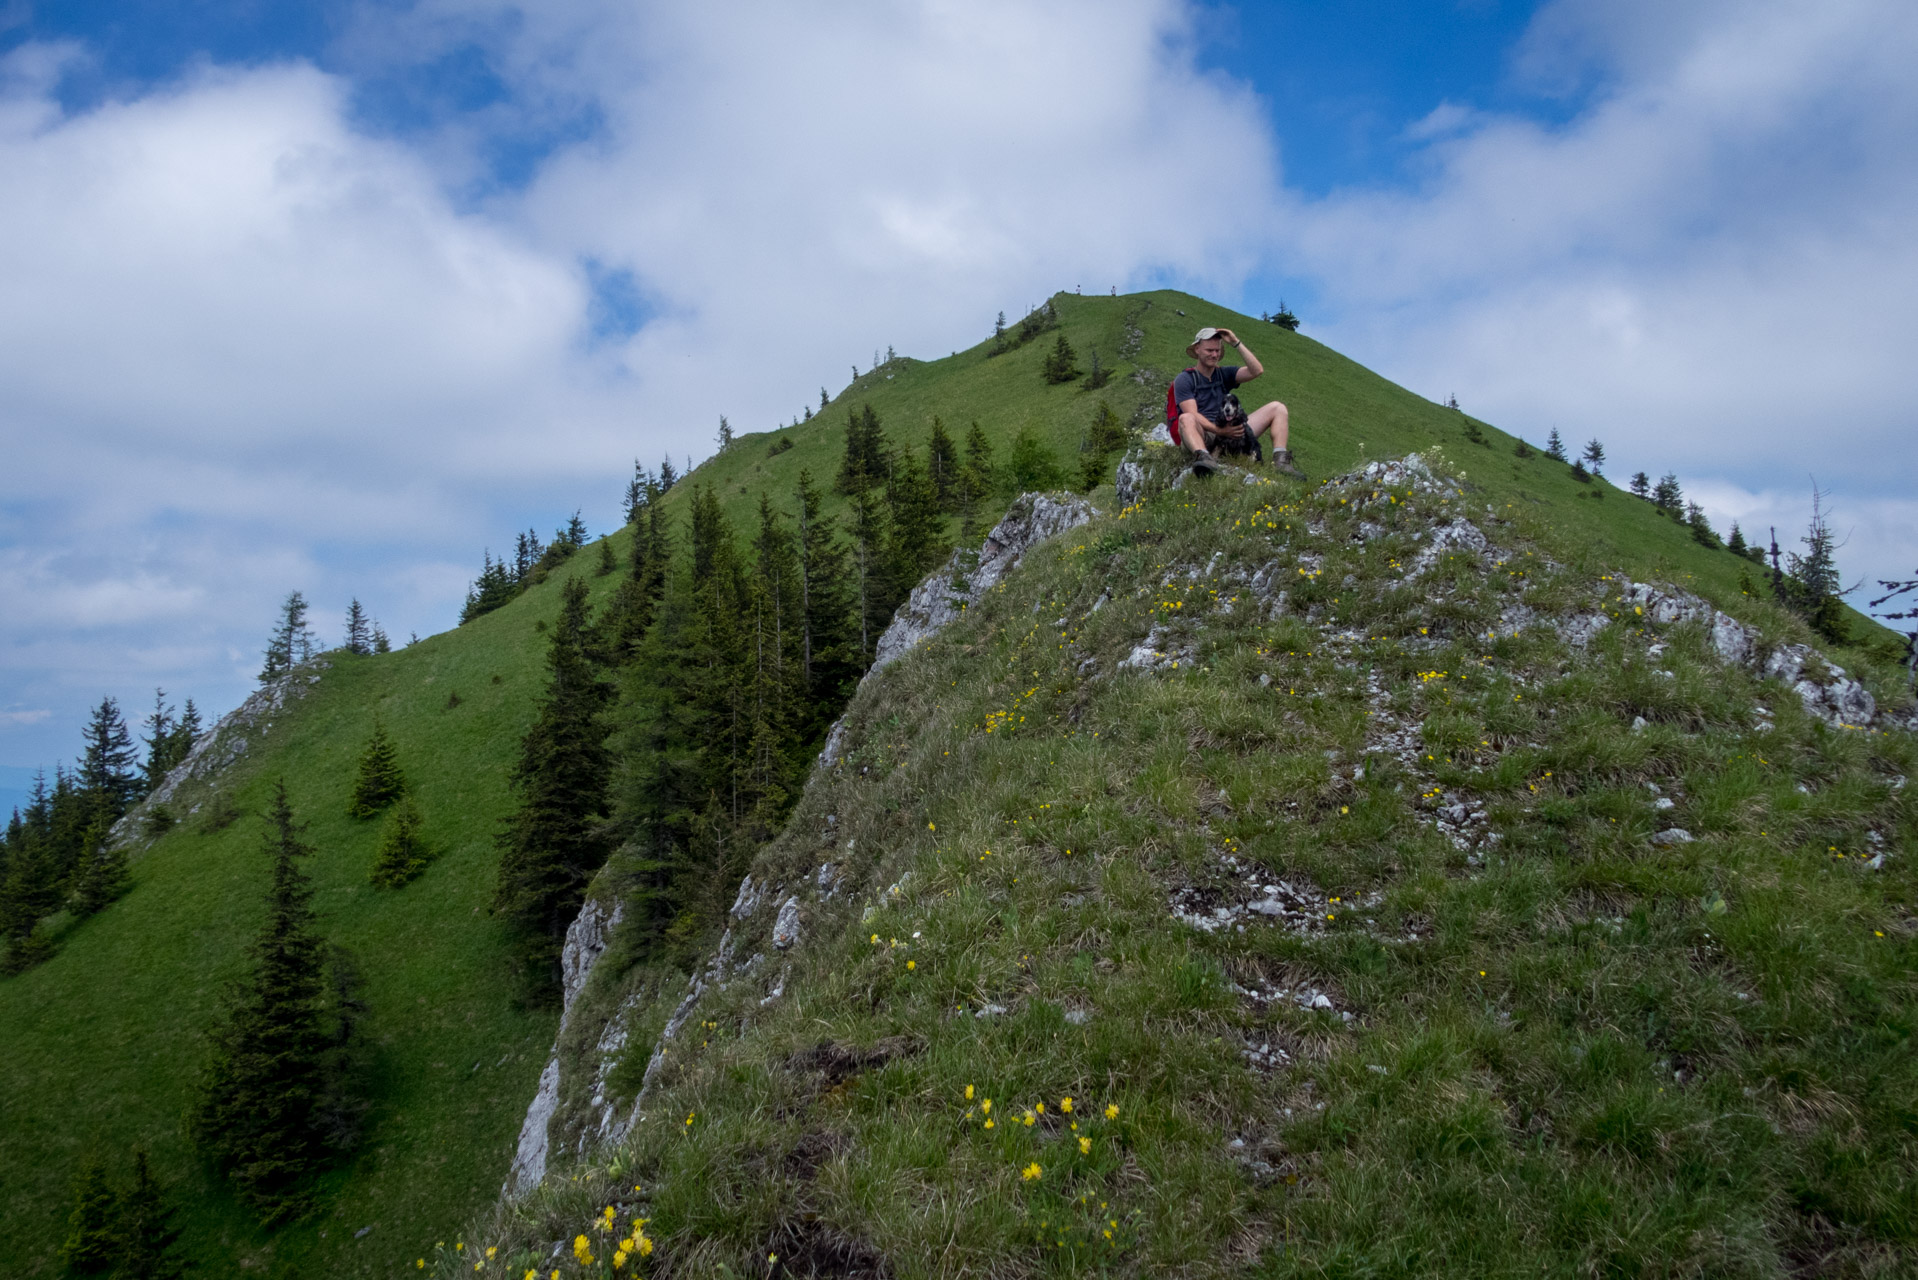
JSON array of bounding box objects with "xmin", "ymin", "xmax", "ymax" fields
[
  {"xmin": 1285, "ymin": 0, "xmax": 1918, "ymax": 588},
  {"xmin": 0, "ymin": 0, "xmax": 1287, "ymax": 762}
]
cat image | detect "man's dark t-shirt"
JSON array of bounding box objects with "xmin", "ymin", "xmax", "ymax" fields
[{"xmin": 1169, "ymin": 365, "xmax": 1242, "ymax": 426}]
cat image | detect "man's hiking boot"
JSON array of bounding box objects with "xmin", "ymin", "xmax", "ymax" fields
[
  {"xmin": 1270, "ymin": 448, "xmax": 1306, "ymax": 480},
  {"xmin": 1191, "ymin": 449, "xmax": 1220, "ymax": 477}
]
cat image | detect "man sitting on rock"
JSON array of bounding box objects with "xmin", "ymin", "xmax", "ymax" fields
[{"xmin": 1169, "ymin": 326, "xmax": 1303, "ymax": 479}]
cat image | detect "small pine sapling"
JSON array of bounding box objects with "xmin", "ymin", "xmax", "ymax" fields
[
  {"xmin": 1042, "ymin": 333, "xmax": 1081, "ymax": 384},
  {"xmin": 716, "ymin": 415, "xmax": 733, "ymax": 450},
  {"xmin": 596, "ymin": 537, "xmax": 617, "ymax": 576},
  {"xmin": 70, "ymin": 819, "xmax": 131, "ymax": 916},
  {"xmin": 370, "ymin": 622, "xmax": 391, "ymax": 653},
  {"xmin": 118, "ymin": 1148, "xmax": 189, "ymax": 1280},
  {"xmin": 1630, "ymin": 471, "xmax": 1651, "ymax": 499},
  {"xmin": 1462, "ymin": 419, "xmax": 1487, "ymax": 445},
  {"xmin": 59, "ymin": 1156, "xmax": 122, "ymax": 1273},
  {"xmin": 1544, "ymin": 428, "xmax": 1568, "ymax": 462},
  {"xmin": 1727, "ymin": 522, "xmax": 1751, "ymax": 557},
  {"xmin": 347, "ymin": 719, "xmax": 406, "ymax": 818},
  {"xmin": 1514, "ymin": 437, "xmax": 1534, "ymax": 459},
  {"xmin": 369, "ymin": 795, "xmax": 432, "ymax": 889},
  {"xmin": 820, "ymin": 386, "xmax": 830, "ymax": 410},
  {"xmin": 1274, "ymin": 300, "xmax": 1299, "ymax": 331},
  {"xmin": 1570, "ymin": 459, "xmax": 1591, "ymax": 483},
  {"xmin": 1085, "ymin": 348, "xmax": 1110, "ymax": 390},
  {"xmin": 1581, "ymin": 439, "xmax": 1606, "ymax": 475}
]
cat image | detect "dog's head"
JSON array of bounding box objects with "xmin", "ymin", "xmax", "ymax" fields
[{"xmin": 1218, "ymin": 393, "xmax": 1248, "ymax": 430}]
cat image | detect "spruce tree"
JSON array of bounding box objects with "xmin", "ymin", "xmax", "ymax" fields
[
  {"xmin": 1544, "ymin": 428, "xmax": 1567, "ymax": 462},
  {"xmin": 926, "ymin": 417, "xmax": 961, "ymax": 510},
  {"xmin": 261, "ymin": 591, "xmax": 316, "ymax": 680},
  {"xmin": 140, "ymin": 689, "xmax": 179, "ymax": 796},
  {"xmin": 1782, "ymin": 488, "xmax": 1851, "ymax": 643},
  {"xmin": 1653, "ymin": 473, "xmax": 1684, "ymax": 516},
  {"xmin": 58, "ymin": 1156, "xmax": 121, "ymax": 1273},
  {"xmin": 716, "ymin": 415, "xmax": 733, "ymax": 450},
  {"xmin": 596, "ymin": 536, "xmax": 617, "ymax": 576},
  {"xmin": 118, "ymin": 1148, "xmax": 188, "ymax": 1280},
  {"xmin": 342, "ymin": 599, "xmax": 371, "ymax": 655},
  {"xmin": 1042, "ymin": 333, "xmax": 1081, "ymax": 383},
  {"xmin": 80, "ymin": 696, "xmax": 141, "ymax": 820},
  {"xmin": 190, "ymin": 780, "xmax": 340, "ymax": 1222},
  {"xmin": 836, "ymin": 404, "xmax": 892, "ymax": 494},
  {"xmin": 794, "ymin": 470, "xmax": 856, "ymax": 713},
  {"xmin": 1513, "ymin": 438, "xmax": 1534, "ymax": 459},
  {"xmin": 887, "ymin": 449, "xmax": 950, "ymax": 588},
  {"xmin": 1086, "ymin": 347, "xmax": 1110, "ymax": 389},
  {"xmin": 347, "ymin": 719, "xmax": 406, "ymax": 819},
  {"xmin": 494, "ymin": 576, "xmax": 614, "ymax": 995},
  {"xmin": 70, "ymin": 818, "xmax": 131, "ymax": 916},
  {"xmin": 1630, "ymin": 471, "xmax": 1651, "ymax": 499},
  {"xmin": 1727, "ymin": 523, "xmax": 1751, "ymax": 557},
  {"xmin": 371, "ymin": 623, "xmax": 391, "ymax": 654},
  {"xmin": 1008, "ymin": 425, "xmax": 1067, "ymax": 491},
  {"xmin": 369, "ymin": 795, "xmax": 431, "ymax": 888},
  {"xmin": 1581, "ymin": 439, "xmax": 1606, "ymax": 475},
  {"xmin": 963, "ymin": 421, "xmax": 997, "ymax": 495}
]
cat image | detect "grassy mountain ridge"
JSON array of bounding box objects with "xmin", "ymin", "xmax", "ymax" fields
[
  {"xmin": 0, "ymin": 289, "xmax": 1902, "ymax": 1276},
  {"xmin": 473, "ymin": 446, "xmax": 1917, "ymax": 1277}
]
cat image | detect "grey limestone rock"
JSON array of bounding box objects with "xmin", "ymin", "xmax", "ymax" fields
[
  {"xmin": 772, "ymin": 896, "xmax": 803, "ymax": 951},
  {"xmin": 870, "ymin": 491, "xmax": 1098, "ymax": 674}
]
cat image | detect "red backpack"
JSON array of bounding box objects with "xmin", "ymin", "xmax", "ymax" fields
[{"xmin": 1164, "ymin": 367, "xmax": 1197, "ymax": 441}]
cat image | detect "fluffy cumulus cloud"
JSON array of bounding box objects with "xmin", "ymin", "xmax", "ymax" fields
[
  {"xmin": 0, "ymin": 0, "xmax": 1282, "ymax": 763},
  {"xmin": 1288, "ymin": 0, "xmax": 1918, "ymax": 588}
]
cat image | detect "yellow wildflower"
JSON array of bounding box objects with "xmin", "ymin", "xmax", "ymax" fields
[
  {"xmin": 1105, "ymin": 1103, "xmax": 1119, "ymax": 1120},
  {"xmin": 638, "ymin": 1236, "xmax": 654, "ymax": 1257},
  {"xmin": 487, "ymin": 1247, "xmax": 498, "ymax": 1259},
  {"xmin": 613, "ymin": 1251, "xmax": 627, "ymax": 1270},
  {"xmin": 907, "ymin": 960, "xmax": 916, "ymax": 970},
  {"xmin": 1079, "ymin": 1136, "xmax": 1092, "ymax": 1154},
  {"xmin": 1061, "ymin": 1097, "xmax": 1073, "ymax": 1113},
  {"xmin": 1022, "ymin": 1161, "xmax": 1043, "ymax": 1181},
  {"xmin": 965, "ymin": 1083, "xmax": 974, "ymax": 1100},
  {"xmin": 981, "ymin": 1098, "xmax": 991, "ymax": 1114}
]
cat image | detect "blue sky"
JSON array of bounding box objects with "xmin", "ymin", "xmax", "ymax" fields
[{"xmin": 2, "ymin": 0, "xmax": 1915, "ymax": 778}]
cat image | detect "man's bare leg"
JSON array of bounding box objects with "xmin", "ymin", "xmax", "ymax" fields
[
  {"xmin": 1178, "ymin": 413, "xmax": 1219, "ymax": 474},
  {"xmin": 1248, "ymin": 401, "xmax": 1304, "ymax": 478}
]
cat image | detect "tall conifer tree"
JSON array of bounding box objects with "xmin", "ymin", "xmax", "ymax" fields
[
  {"xmin": 343, "ymin": 599, "xmax": 372, "ymax": 654},
  {"xmin": 80, "ymin": 696, "xmax": 140, "ymax": 820},
  {"xmin": 494, "ymin": 577, "xmax": 614, "ymax": 994},
  {"xmin": 190, "ymin": 780, "xmax": 345, "ymax": 1221},
  {"xmin": 927, "ymin": 417, "xmax": 961, "ymax": 510}
]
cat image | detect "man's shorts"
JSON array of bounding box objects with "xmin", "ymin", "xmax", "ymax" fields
[{"xmin": 1165, "ymin": 421, "xmax": 1263, "ymax": 459}]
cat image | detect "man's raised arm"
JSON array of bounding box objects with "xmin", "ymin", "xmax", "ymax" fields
[{"xmin": 1221, "ymin": 328, "xmax": 1264, "ymax": 383}]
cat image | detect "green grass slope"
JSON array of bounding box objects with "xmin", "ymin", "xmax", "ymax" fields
[
  {"xmin": 0, "ymin": 288, "xmax": 1896, "ymax": 1276},
  {"xmin": 477, "ymin": 449, "xmax": 1917, "ymax": 1277}
]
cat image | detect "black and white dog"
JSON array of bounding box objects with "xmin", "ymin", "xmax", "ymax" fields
[{"xmin": 1210, "ymin": 392, "xmax": 1261, "ymax": 458}]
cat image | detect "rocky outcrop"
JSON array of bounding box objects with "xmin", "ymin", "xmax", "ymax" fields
[
  {"xmin": 108, "ymin": 659, "xmax": 332, "ymax": 847},
  {"xmin": 503, "ymin": 897, "xmax": 624, "ymax": 1198},
  {"xmin": 869, "ymin": 491, "xmax": 1098, "ymax": 674}
]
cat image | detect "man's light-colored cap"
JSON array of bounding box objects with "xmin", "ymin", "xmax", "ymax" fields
[{"xmin": 1187, "ymin": 327, "xmax": 1224, "ymax": 356}]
